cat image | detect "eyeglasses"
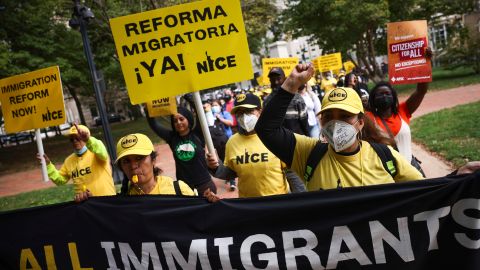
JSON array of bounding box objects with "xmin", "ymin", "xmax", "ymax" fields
[{"xmin": 70, "ymin": 137, "xmax": 80, "ymax": 142}]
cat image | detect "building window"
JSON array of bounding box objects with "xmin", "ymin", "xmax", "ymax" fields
[{"xmin": 430, "ymin": 24, "xmax": 448, "ymax": 50}]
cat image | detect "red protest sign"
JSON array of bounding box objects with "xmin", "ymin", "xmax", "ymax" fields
[{"xmin": 387, "ymin": 20, "xmax": 432, "ymax": 85}]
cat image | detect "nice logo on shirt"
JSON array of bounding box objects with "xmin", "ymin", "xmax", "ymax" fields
[
  {"xmin": 175, "ymin": 140, "xmax": 196, "ymax": 161},
  {"xmin": 235, "ymin": 151, "xmax": 268, "ymax": 164},
  {"xmin": 71, "ymin": 167, "xmax": 92, "ymax": 179}
]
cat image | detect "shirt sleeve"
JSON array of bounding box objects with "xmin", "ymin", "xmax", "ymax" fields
[
  {"xmin": 390, "ymin": 146, "xmax": 423, "ymax": 182},
  {"xmin": 86, "ymin": 136, "xmax": 108, "ymax": 161},
  {"xmin": 255, "ymin": 88, "xmax": 297, "ymax": 167},
  {"xmin": 47, "ymin": 162, "xmax": 69, "ymax": 185},
  {"xmin": 146, "ymin": 112, "xmax": 174, "ymax": 144},
  {"xmin": 214, "ymin": 162, "xmax": 238, "ymax": 180},
  {"xmin": 223, "ymin": 111, "xmax": 233, "ymax": 121}
]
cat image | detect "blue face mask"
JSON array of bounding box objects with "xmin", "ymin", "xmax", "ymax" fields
[
  {"xmin": 211, "ymin": 106, "xmax": 221, "ymax": 114},
  {"xmin": 75, "ymin": 145, "xmax": 88, "ymax": 156}
]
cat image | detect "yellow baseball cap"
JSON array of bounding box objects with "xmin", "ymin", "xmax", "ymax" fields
[
  {"xmin": 115, "ymin": 133, "xmax": 154, "ymax": 163},
  {"xmin": 320, "ymin": 87, "xmax": 364, "ymax": 115},
  {"xmin": 65, "ymin": 124, "xmax": 90, "ymax": 137}
]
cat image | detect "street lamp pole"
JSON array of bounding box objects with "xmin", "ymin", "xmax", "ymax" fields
[{"xmin": 71, "ymin": 0, "xmax": 120, "ymax": 182}]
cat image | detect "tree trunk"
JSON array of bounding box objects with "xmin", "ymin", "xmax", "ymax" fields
[
  {"xmin": 66, "ymin": 85, "xmax": 87, "ymax": 125},
  {"xmin": 366, "ymin": 29, "xmax": 384, "ymax": 81}
]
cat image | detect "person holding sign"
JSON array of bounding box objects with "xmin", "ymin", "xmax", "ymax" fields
[
  {"xmin": 37, "ymin": 124, "xmax": 115, "ymax": 200},
  {"xmin": 205, "ymin": 93, "xmax": 289, "ymax": 198},
  {"xmin": 146, "ymin": 100, "xmax": 217, "ymax": 196},
  {"xmin": 365, "ymin": 48, "xmax": 431, "ymax": 175},
  {"xmin": 255, "ymin": 63, "xmax": 480, "ymax": 191}
]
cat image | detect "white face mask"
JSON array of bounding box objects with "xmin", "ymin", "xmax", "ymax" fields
[
  {"xmin": 237, "ymin": 113, "xmax": 258, "ymax": 133},
  {"xmin": 321, "ymin": 120, "xmax": 359, "ymax": 152}
]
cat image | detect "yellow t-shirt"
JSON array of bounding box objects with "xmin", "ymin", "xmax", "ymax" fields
[
  {"xmin": 224, "ymin": 133, "xmax": 288, "ymax": 198},
  {"xmin": 52, "ymin": 150, "xmax": 115, "ymax": 196},
  {"xmin": 321, "ymin": 78, "xmax": 337, "ymax": 92},
  {"xmin": 291, "ymin": 134, "xmax": 423, "ymax": 191},
  {"xmin": 128, "ymin": 175, "xmax": 195, "ymax": 196}
]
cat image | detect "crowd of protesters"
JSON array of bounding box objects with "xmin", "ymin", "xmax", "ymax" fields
[{"xmin": 40, "ymin": 53, "xmax": 480, "ymax": 203}]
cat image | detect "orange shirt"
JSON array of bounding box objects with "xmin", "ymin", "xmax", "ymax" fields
[{"xmin": 366, "ymin": 102, "xmax": 411, "ymax": 136}]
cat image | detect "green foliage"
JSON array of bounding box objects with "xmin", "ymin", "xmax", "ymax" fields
[
  {"xmin": 0, "ymin": 184, "xmax": 74, "ymax": 212},
  {"xmin": 282, "ymin": 0, "xmax": 477, "ymax": 81},
  {"xmin": 411, "ymin": 102, "xmax": 480, "ymax": 167}
]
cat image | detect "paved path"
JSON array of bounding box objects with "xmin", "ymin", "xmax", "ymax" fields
[
  {"xmin": 400, "ymin": 84, "xmax": 480, "ymax": 178},
  {"xmin": 0, "ymin": 83, "xmax": 479, "ymax": 197}
]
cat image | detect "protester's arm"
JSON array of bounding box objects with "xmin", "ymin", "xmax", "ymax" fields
[
  {"xmin": 455, "ymin": 161, "xmax": 480, "ymax": 175},
  {"xmin": 217, "ymin": 111, "xmax": 233, "ymax": 127},
  {"xmin": 37, "ymin": 153, "xmax": 69, "ymax": 185},
  {"xmin": 213, "ymin": 162, "xmax": 238, "ymax": 180},
  {"xmin": 405, "ymin": 48, "xmax": 432, "ymax": 115},
  {"xmin": 145, "ymin": 110, "xmax": 173, "ymax": 143},
  {"xmin": 405, "ymin": 82, "xmax": 428, "ymax": 115},
  {"xmin": 256, "ymin": 64, "xmax": 315, "ymax": 167},
  {"xmin": 46, "ymin": 162, "xmax": 69, "ymax": 185},
  {"xmin": 206, "ymin": 152, "xmax": 238, "ymax": 179},
  {"xmin": 255, "ymin": 89, "xmax": 297, "ymax": 167},
  {"xmin": 86, "ymin": 136, "xmax": 108, "ymax": 161}
]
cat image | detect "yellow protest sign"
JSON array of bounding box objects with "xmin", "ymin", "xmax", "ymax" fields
[
  {"xmin": 312, "ymin": 56, "xmax": 320, "ymax": 71},
  {"xmin": 110, "ymin": 0, "xmax": 253, "ymax": 105},
  {"xmin": 318, "ymin": 53, "xmax": 342, "ymax": 72},
  {"xmin": 146, "ymin": 97, "xmax": 177, "ymax": 117},
  {"xmin": 0, "ymin": 66, "xmax": 65, "ymax": 133},
  {"xmin": 261, "ymin": 57, "xmax": 299, "ymax": 84},
  {"xmin": 343, "ymin": 61, "xmax": 355, "ymax": 73}
]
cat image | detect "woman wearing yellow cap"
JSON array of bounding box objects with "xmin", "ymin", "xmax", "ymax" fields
[
  {"xmin": 38, "ymin": 123, "xmax": 115, "ymax": 201},
  {"xmin": 115, "ymin": 133, "xmax": 194, "ymax": 196},
  {"xmin": 256, "ymin": 64, "xmax": 480, "ymax": 191}
]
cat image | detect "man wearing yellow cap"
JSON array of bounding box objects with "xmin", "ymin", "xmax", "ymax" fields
[{"xmin": 38, "ymin": 124, "xmax": 115, "ymax": 199}]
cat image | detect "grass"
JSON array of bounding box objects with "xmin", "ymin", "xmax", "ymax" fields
[
  {"xmin": 411, "ymin": 102, "xmax": 480, "ymax": 167},
  {"xmin": 0, "ymin": 117, "xmax": 168, "ymax": 176},
  {"xmin": 367, "ymin": 66, "xmax": 480, "ymax": 96},
  {"xmin": 0, "ymin": 184, "xmax": 74, "ymax": 212}
]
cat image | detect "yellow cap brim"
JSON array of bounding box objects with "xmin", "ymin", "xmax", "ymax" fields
[
  {"xmin": 115, "ymin": 148, "xmax": 152, "ymax": 163},
  {"xmin": 231, "ymin": 104, "xmax": 258, "ymax": 114},
  {"xmin": 319, "ymin": 103, "xmax": 363, "ymax": 115}
]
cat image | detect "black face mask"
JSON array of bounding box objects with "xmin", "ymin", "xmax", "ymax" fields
[
  {"xmin": 374, "ymin": 95, "xmax": 394, "ymax": 110},
  {"xmin": 224, "ymin": 95, "xmax": 232, "ymax": 101}
]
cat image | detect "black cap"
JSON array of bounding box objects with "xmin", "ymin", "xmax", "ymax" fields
[
  {"xmin": 231, "ymin": 93, "xmax": 262, "ymax": 114},
  {"xmin": 268, "ymin": 67, "xmax": 285, "ymax": 77}
]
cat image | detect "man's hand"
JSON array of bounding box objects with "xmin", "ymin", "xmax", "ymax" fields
[
  {"xmin": 206, "ymin": 151, "xmax": 219, "ymax": 169},
  {"xmin": 203, "ymin": 188, "xmax": 221, "ymax": 203},
  {"xmin": 36, "ymin": 153, "xmax": 51, "ymax": 164},
  {"xmin": 74, "ymin": 123, "xmax": 89, "ymax": 142},
  {"xmin": 74, "ymin": 190, "xmax": 92, "ymax": 203},
  {"xmin": 456, "ymin": 161, "xmax": 480, "ymax": 175},
  {"xmin": 281, "ymin": 63, "xmax": 315, "ymax": 94}
]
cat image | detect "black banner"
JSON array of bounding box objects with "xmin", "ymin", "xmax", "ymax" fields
[{"xmin": 1, "ymin": 172, "xmax": 480, "ymax": 269}]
